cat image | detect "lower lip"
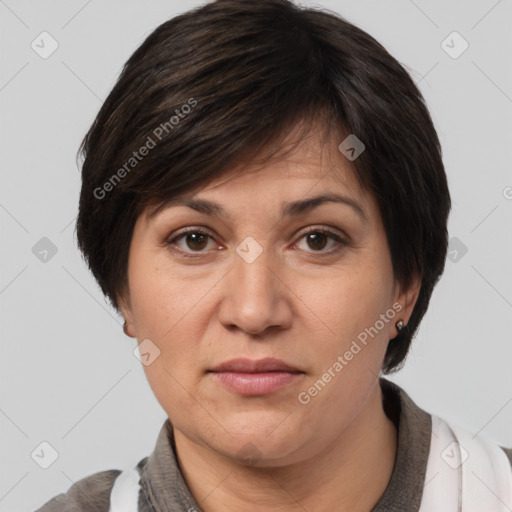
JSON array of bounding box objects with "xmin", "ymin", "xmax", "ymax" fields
[{"xmin": 210, "ymin": 371, "xmax": 303, "ymax": 395}]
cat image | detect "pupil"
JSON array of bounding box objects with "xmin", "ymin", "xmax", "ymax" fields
[
  {"xmin": 187, "ymin": 233, "xmax": 207, "ymax": 250},
  {"xmin": 308, "ymin": 233, "xmax": 327, "ymax": 250}
]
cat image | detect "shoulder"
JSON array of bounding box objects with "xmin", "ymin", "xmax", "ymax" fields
[
  {"xmin": 34, "ymin": 469, "xmax": 121, "ymax": 512},
  {"xmin": 442, "ymin": 415, "xmax": 512, "ymax": 469}
]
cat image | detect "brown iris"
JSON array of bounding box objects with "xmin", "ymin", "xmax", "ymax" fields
[
  {"xmin": 306, "ymin": 232, "xmax": 328, "ymax": 251},
  {"xmin": 185, "ymin": 232, "xmax": 209, "ymax": 251}
]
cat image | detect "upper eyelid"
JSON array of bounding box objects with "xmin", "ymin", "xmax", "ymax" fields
[{"xmin": 169, "ymin": 224, "xmax": 346, "ymax": 238}]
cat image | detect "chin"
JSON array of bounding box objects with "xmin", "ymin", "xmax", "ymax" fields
[
  {"xmin": 209, "ymin": 414, "xmax": 310, "ymax": 465},
  {"xmin": 222, "ymin": 435, "xmax": 308, "ymax": 469}
]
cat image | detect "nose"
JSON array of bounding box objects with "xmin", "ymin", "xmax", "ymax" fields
[{"xmin": 217, "ymin": 245, "xmax": 293, "ymax": 336}]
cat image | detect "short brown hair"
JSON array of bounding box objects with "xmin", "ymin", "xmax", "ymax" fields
[{"xmin": 76, "ymin": 0, "xmax": 451, "ymax": 373}]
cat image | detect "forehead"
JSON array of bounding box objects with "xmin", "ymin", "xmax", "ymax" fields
[{"xmin": 191, "ymin": 127, "xmax": 366, "ymax": 204}]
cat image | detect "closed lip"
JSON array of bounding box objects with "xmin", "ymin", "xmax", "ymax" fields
[{"xmin": 209, "ymin": 357, "xmax": 303, "ymax": 373}]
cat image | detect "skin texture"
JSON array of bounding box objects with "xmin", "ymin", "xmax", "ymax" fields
[{"xmin": 120, "ymin": 124, "xmax": 421, "ymax": 511}]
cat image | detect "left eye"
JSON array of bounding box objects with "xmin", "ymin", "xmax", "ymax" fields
[
  {"xmin": 167, "ymin": 228, "xmax": 346, "ymax": 256},
  {"xmin": 295, "ymin": 228, "xmax": 345, "ymax": 252}
]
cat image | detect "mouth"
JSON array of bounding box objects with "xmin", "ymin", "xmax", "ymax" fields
[{"xmin": 208, "ymin": 358, "xmax": 305, "ymax": 396}]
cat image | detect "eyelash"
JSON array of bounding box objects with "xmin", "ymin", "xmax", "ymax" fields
[{"xmin": 165, "ymin": 226, "xmax": 348, "ymax": 259}]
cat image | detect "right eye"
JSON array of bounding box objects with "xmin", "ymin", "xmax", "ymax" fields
[{"xmin": 166, "ymin": 227, "xmax": 220, "ymax": 257}]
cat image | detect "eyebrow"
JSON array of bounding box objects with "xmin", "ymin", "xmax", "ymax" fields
[{"xmin": 148, "ymin": 193, "xmax": 367, "ymax": 222}]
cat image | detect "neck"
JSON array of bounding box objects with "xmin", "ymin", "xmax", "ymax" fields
[{"xmin": 174, "ymin": 380, "xmax": 397, "ymax": 512}]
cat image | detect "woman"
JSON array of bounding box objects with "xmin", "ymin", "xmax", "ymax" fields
[{"xmin": 36, "ymin": 0, "xmax": 512, "ymax": 510}]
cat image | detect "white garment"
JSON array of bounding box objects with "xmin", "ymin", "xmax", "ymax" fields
[
  {"xmin": 419, "ymin": 415, "xmax": 512, "ymax": 512},
  {"xmin": 108, "ymin": 415, "xmax": 512, "ymax": 511},
  {"xmin": 108, "ymin": 466, "xmax": 141, "ymax": 512}
]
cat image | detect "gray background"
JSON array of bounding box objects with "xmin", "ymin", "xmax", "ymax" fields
[{"xmin": 1, "ymin": 0, "xmax": 511, "ymax": 510}]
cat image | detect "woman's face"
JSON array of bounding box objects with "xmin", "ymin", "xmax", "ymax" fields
[{"xmin": 121, "ymin": 128, "xmax": 418, "ymax": 467}]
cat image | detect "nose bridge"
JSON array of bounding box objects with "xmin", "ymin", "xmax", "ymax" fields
[
  {"xmin": 233, "ymin": 236, "xmax": 277, "ymax": 303},
  {"xmin": 219, "ymin": 236, "xmax": 290, "ymax": 334}
]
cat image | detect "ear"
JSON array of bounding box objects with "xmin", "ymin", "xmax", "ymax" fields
[
  {"xmin": 392, "ymin": 276, "xmax": 421, "ymax": 338},
  {"xmin": 117, "ymin": 291, "xmax": 136, "ymax": 338}
]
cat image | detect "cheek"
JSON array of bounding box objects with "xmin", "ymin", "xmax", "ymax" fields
[
  {"xmin": 294, "ymin": 264, "xmax": 395, "ymax": 430},
  {"xmin": 126, "ymin": 259, "xmax": 198, "ymax": 375},
  {"xmin": 129, "ymin": 256, "xmax": 205, "ymax": 340},
  {"xmin": 129, "ymin": 264, "xmax": 207, "ymax": 422},
  {"xmin": 316, "ymin": 263, "xmax": 395, "ymax": 343}
]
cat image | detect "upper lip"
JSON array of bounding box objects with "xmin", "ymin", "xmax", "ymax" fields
[{"xmin": 209, "ymin": 357, "xmax": 303, "ymax": 373}]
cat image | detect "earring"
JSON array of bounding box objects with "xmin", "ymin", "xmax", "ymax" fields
[{"xmin": 396, "ymin": 319, "xmax": 405, "ymax": 332}]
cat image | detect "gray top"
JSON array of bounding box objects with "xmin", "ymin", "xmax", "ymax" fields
[{"xmin": 35, "ymin": 379, "xmax": 512, "ymax": 511}]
